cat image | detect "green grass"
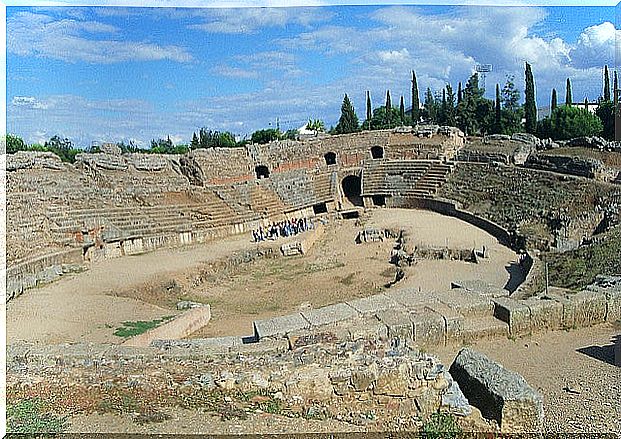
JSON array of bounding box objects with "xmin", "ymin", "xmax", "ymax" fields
[
  {"xmin": 7, "ymin": 398, "xmax": 68, "ymax": 434},
  {"xmin": 543, "ymin": 226, "xmax": 621, "ymax": 290},
  {"xmin": 421, "ymin": 412, "xmax": 462, "ymax": 439},
  {"xmin": 113, "ymin": 315, "xmax": 175, "ymax": 338}
]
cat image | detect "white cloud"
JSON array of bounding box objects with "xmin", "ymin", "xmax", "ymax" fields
[
  {"xmin": 211, "ymin": 64, "xmax": 259, "ymax": 79},
  {"xmin": 189, "ymin": 7, "xmax": 329, "ymax": 34},
  {"xmin": 569, "ymin": 21, "xmax": 615, "ymax": 68},
  {"xmin": 12, "ymin": 96, "xmax": 49, "ymax": 110},
  {"xmin": 7, "ymin": 11, "xmax": 193, "ymax": 63}
]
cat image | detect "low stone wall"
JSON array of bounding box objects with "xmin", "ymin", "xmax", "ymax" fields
[
  {"xmin": 6, "ymin": 248, "xmax": 84, "ymax": 302},
  {"xmin": 523, "ymin": 154, "xmax": 600, "ymax": 179},
  {"xmin": 6, "ymin": 338, "xmax": 480, "ymax": 430},
  {"xmin": 449, "ymin": 348, "xmax": 544, "ymax": 433},
  {"xmin": 122, "ymin": 306, "xmax": 211, "ymax": 347}
]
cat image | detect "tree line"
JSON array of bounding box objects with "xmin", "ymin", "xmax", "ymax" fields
[
  {"xmin": 5, "ymin": 63, "xmax": 617, "ymax": 160},
  {"xmin": 332, "ymin": 64, "xmax": 615, "ymax": 142}
]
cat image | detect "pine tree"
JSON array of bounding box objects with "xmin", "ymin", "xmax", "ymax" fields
[
  {"xmin": 551, "ymin": 88, "xmax": 558, "ymax": 112},
  {"xmin": 445, "ymin": 84, "xmax": 456, "ymax": 127},
  {"xmin": 334, "ymin": 94, "xmax": 360, "ymax": 135},
  {"xmin": 366, "ymin": 91, "xmax": 372, "ymax": 129},
  {"xmin": 399, "ymin": 95, "xmax": 405, "ymax": 124},
  {"xmin": 191, "ymin": 132, "xmax": 199, "ymax": 149},
  {"xmin": 457, "ymin": 82, "xmax": 463, "ymax": 104},
  {"xmin": 604, "ymin": 65, "xmax": 611, "ymax": 102},
  {"xmin": 524, "ymin": 62, "xmax": 537, "ymax": 134},
  {"xmin": 566, "ymin": 78, "xmax": 572, "ymax": 106},
  {"xmin": 494, "ymin": 83, "xmax": 502, "ymax": 134},
  {"xmin": 411, "ymin": 70, "xmax": 420, "ymax": 124}
]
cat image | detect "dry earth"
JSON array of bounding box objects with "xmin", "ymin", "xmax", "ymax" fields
[
  {"xmin": 431, "ymin": 323, "xmax": 621, "ymax": 434},
  {"xmin": 7, "ymin": 209, "xmax": 517, "ymax": 343}
]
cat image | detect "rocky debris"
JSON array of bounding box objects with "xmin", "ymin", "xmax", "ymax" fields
[
  {"xmin": 176, "ymin": 300, "xmax": 204, "ymax": 310},
  {"xmin": 449, "ymin": 347, "xmax": 544, "ymax": 433},
  {"xmin": 7, "ymin": 151, "xmax": 66, "ymax": 171},
  {"xmin": 567, "ymin": 136, "xmax": 609, "ymax": 150},
  {"xmin": 101, "ymin": 142, "xmax": 122, "ymax": 156}
]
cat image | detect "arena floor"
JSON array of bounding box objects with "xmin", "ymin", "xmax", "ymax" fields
[{"xmin": 7, "ymin": 208, "xmax": 518, "ymax": 344}]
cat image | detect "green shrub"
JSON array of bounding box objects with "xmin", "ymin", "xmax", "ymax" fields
[
  {"xmin": 113, "ymin": 315, "xmax": 174, "ymax": 338},
  {"xmin": 421, "ymin": 412, "xmax": 462, "ymax": 439},
  {"xmin": 7, "ymin": 398, "xmax": 68, "ymax": 434}
]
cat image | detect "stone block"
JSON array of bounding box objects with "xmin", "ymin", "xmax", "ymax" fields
[
  {"xmin": 410, "ymin": 307, "xmax": 445, "ymax": 346},
  {"xmin": 253, "ymin": 313, "xmax": 310, "ymax": 339},
  {"xmin": 493, "ymin": 297, "xmax": 531, "ymax": 336},
  {"xmin": 234, "ymin": 339, "xmax": 289, "ymax": 355},
  {"xmin": 301, "ymin": 302, "xmax": 359, "ymax": 327},
  {"xmin": 436, "ymin": 289, "xmax": 494, "ymax": 317},
  {"xmin": 451, "ymin": 280, "xmax": 509, "ymax": 298},
  {"xmin": 346, "ymin": 318, "xmax": 389, "ymax": 341},
  {"xmin": 524, "ymin": 298, "xmax": 563, "ymax": 331},
  {"xmin": 346, "ymin": 293, "xmax": 404, "ymax": 315},
  {"xmin": 425, "ymin": 303, "xmax": 465, "ymax": 341},
  {"xmin": 605, "ymin": 289, "xmax": 621, "ymax": 322},
  {"xmin": 376, "ymin": 310, "xmax": 413, "ymax": 341},
  {"xmin": 351, "ymin": 367, "xmax": 378, "ymax": 391},
  {"xmin": 440, "ymin": 371, "xmax": 472, "ymax": 417},
  {"xmin": 571, "ymin": 290, "xmax": 607, "ymax": 328},
  {"xmin": 385, "ymin": 288, "xmax": 439, "ymax": 310},
  {"xmin": 449, "ymin": 348, "xmax": 544, "ymax": 433},
  {"xmin": 374, "ymin": 369, "xmax": 408, "ymax": 396}
]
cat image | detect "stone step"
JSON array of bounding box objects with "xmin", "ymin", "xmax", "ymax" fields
[{"xmin": 459, "ymin": 316, "xmax": 509, "ymax": 343}]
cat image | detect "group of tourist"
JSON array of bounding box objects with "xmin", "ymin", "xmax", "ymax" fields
[{"xmin": 252, "ymin": 217, "xmax": 314, "ymax": 242}]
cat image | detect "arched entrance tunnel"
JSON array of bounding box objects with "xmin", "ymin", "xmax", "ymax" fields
[{"xmin": 341, "ymin": 175, "xmax": 363, "ymax": 207}]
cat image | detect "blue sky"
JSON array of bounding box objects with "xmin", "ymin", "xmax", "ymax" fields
[{"xmin": 6, "ymin": 2, "xmax": 617, "ymax": 147}]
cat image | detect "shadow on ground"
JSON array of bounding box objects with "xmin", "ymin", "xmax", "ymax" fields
[{"xmin": 576, "ymin": 334, "xmax": 618, "ymax": 366}]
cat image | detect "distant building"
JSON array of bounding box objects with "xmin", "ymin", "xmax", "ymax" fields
[{"xmin": 538, "ymin": 101, "xmax": 600, "ymax": 120}]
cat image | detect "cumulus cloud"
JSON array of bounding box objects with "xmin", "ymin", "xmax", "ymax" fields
[
  {"xmin": 189, "ymin": 7, "xmax": 329, "ymax": 34},
  {"xmin": 7, "ymin": 11, "xmax": 193, "ymax": 63},
  {"xmin": 211, "ymin": 64, "xmax": 259, "ymax": 79},
  {"xmin": 569, "ymin": 21, "xmax": 615, "ymax": 68}
]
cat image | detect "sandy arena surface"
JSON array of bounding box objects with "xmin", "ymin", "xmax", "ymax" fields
[
  {"xmin": 430, "ymin": 323, "xmax": 621, "ymax": 433},
  {"xmin": 7, "ymin": 208, "xmax": 517, "ymax": 343}
]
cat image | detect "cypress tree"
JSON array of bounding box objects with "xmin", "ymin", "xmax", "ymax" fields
[
  {"xmin": 191, "ymin": 132, "xmax": 199, "ymax": 149},
  {"xmin": 551, "ymin": 88, "xmax": 558, "ymax": 112},
  {"xmin": 334, "ymin": 93, "xmax": 360, "ymax": 134},
  {"xmin": 386, "ymin": 90, "xmax": 392, "ymax": 110},
  {"xmin": 399, "ymin": 95, "xmax": 405, "ymax": 124},
  {"xmin": 524, "ymin": 62, "xmax": 537, "ymax": 134},
  {"xmin": 566, "ymin": 78, "xmax": 572, "ymax": 106},
  {"xmin": 584, "ymin": 97, "xmax": 589, "ymax": 110},
  {"xmin": 366, "ymin": 91, "xmax": 372, "ymax": 129},
  {"xmin": 604, "ymin": 65, "xmax": 611, "ymax": 101},
  {"xmin": 614, "ymin": 71, "xmax": 619, "ymax": 110},
  {"xmin": 411, "ymin": 70, "xmax": 420, "ymax": 124},
  {"xmin": 457, "ymin": 82, "xmax": 463, "ymax": 104},
  {"xmin": 495, "ymin": 83, "xmax": 502, "ymax": 134}
]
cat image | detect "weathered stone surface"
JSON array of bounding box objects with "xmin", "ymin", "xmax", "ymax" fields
[
  {"xmin": 351, "ymin": 367, "xmax": 378, "ymax": 391},
  {"xmin": 375, "ymin": 310, "xmax": 413, "ymax": 340},
  {"xmin": 586, "ymin": 275, "xmax": 621, "ymax": 322},
  {"xmin": 436, "ymin": 289, "xmax": 494, "ymax": 317},
  {"xmin": 524, "ymin": 297, "xmax": 563, "ymax": 331},
  {"xmin": 410, "ymin": 307, "xmax": 445, "ymax": 346},
  {"xmin": 450, "ymin": 348, "xmax": 544, "ymax": 433},
  {"xmin": 374, "ymin": 369, "xmax": 408, "ymax": 396},
  {"xmin": 441, "ymin": 371, "xmax": 473, "ymax": 417},
  {"xmin": 346, "ymin": 293, "xmax": 403, "ymax": 315},
  {"xmin": 301, "ymin": 303, "xmax": 359, "ymax": 327},
  {"xmin": 452, "ymin": 280, "xmax": 509, "ymax": 298},
  {"xmin": 493, "ymin": 297, "xmax": 531, "ymax": 336},
  {"xmin": 347, "ymin": 319, "xmax": 389, "ymax": 341},
  {"xmin": 425, "ymin": 303, "xmax": 465, "ymax": 340},
  {"xmin": 570, "ymin": 290, "xmax": 607, "ymax": 328},
  {"xmin": 385, "ymin": 288, "xmax": 439, "ymax": 309},
  {"xmin": 253, "ymin": 313, "xmax": 310, "ymax": 339}
]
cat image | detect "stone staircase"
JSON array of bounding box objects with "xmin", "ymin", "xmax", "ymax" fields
[{"xmin": 362, "ymin": 159, "xmax": 453, "ymax": 198}]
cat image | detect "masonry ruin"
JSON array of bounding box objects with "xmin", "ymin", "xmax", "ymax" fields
[{"xmin": 6, "ymin": 124, "xmax": 621, "ymax": 433}]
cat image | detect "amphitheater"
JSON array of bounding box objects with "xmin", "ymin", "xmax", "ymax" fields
[{"xmin": 6, "ymin": 126, "xmax": 621, "ymax": 434}]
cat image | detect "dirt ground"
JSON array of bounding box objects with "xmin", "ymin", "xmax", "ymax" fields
[
  {"xmin": 430, "ymin": 323, "xmax": 621, "ymax": 433},
  {"xmin": 7, "ymin": 209, "xmax": 518, "ymax": 343}
]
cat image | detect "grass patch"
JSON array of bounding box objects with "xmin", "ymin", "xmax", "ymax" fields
[
  {"xmin": 7, "ymin": 398, "xmax": 68, "ymax": 434},
  {"xmin": 542, "ymin": 226, "xmax": 621, "ymax": 290},
  {"xmin": 421, "ymin": 412, "xmax": 462, "ymax": 439},
  {"xmin": 113, "ymin": 315, "xmax": 175, "ymax": 338},
  {"xmin": 339, "ymin": 272, "xmax": 357, "ymax": 285}
]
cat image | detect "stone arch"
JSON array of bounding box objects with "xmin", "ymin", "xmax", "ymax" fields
[
  {"xmin": 341, "ymin": 175, "xmax": 363, "ymax": 207},
  {"xmin": 370, "ymin": 146, "xmax": 384, "ymax": 159},
  {"xmin": 324, "ymin": 151, "xmax": 337, "ymax": 166},
  {"xmin": 255, "ymin": 165, "xmax": 270, "ymax": 179}
]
